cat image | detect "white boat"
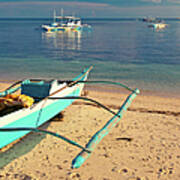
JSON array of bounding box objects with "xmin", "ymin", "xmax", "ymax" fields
[
  {"xmin": 153, "ymin": 23, "xmax": 167, "ymax": 29},
  {"xmin": 41, "ymin": 10, "xmax": 91, "ymax": 33},
  {"xmin": 148, "ymin": 21, "xmax": 168, "ymax": 30}
]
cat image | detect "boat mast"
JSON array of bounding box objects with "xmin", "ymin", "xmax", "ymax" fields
[
  {"xmin": 53, "ymin": 9, "xmax": 56, "ymax": 23},
  {"xmin": 61, "ymin": 8, "xmax": 64, "ymax": 24}
]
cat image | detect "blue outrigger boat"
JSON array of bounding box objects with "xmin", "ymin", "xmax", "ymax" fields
[{"xmin": 0, "ymin": 66, "xmax": 140, "ymax": 169}]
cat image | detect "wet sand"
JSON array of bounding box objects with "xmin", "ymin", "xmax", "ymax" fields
[{"xmin": 0, "ymin": 82, "xmax": 180, "ymax": 180}]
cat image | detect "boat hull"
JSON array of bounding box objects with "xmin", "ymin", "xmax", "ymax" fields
[
  {"xmin": 148, "ymin": 23, "xmax": 167, "ymax": 30},
  {"xmin": 0, "ymin": 68, "xmax": 90, "ymax": 149},
  {"xmin": 42, "ymin": 25, "xmax": 82, "ymax": 33}
]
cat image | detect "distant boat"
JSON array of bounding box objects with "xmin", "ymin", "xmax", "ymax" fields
[
  {"xmin": 142, "ymin": 16, "xmax": 159, "ymax": 23},
  {"xmin": 141, "ymin": 16, "xmax": 168, "ymax": 30},
  {"xmin": 41, "ymin": 10, "xmax": 91, "ymax": 33},
  {"xmin": 148, "ymin": 22, "xmax": 168, "ymax": 30}
]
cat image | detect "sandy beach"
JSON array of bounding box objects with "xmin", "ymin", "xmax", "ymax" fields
[{"xmin": 0, "ymin": 82, "xmax": 180, "ymax": 180}]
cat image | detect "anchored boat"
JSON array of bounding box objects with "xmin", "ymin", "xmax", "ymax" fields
[
  {"xmin": 0, "ymin": 66, "xmax": 140, "ymax": 169},
  {"xmin": 149, "ymin": 22, "xmax": 168, "ymax": 30},
  {"xmin": 41, "ymin": 10, "xmax": 91, "ymax": 33},
  {"xmin": 147, "ymin": 19, "xmax": 168, "ymax": 30}
]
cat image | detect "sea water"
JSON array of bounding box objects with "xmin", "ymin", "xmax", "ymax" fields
[{"xmin": 0, "ymin": 18, "xmax": 180, "ymax": 96}]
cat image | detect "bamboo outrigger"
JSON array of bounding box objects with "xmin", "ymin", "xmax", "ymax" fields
[{"xmin": 0, "ymin": 66, "xmax": 140, "ymax": 168}]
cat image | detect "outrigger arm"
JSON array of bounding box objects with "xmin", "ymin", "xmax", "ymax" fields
[
  {"xmin": 71, "ymin": 87, "xmax": 139, "ymax": 168},
  {"xmin": 0, "ymin": 80, "xmax": 139, "ymax": 169}
]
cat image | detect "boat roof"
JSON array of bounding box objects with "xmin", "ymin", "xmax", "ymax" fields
[{"xmin": 55, "ymin": 16, "xmax": 81, "ymax": 20}]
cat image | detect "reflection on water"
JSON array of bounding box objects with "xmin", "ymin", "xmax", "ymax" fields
[{"xmin": 41, "ymin": 31, "xmax": 82, "ymax": 51}]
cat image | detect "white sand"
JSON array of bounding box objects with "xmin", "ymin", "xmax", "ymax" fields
[{"xmin": 0, "ymin": 83, "xmax": 180, "ymax": 180}]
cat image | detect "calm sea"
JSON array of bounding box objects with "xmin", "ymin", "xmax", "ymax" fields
[{"xmin": 0, "ymin": 18, "xmax": 180, "ymax": 96}]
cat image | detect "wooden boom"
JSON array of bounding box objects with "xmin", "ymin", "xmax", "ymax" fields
[{"xmin": 72, "ymin": 88, "xmax": 140, "ymax": 168}]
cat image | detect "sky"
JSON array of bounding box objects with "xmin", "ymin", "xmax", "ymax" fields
[{"xmin": 0, "ymin": 0, "xmax": 180, "ymax": 18}]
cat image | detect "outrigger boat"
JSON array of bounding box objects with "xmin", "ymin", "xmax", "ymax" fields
[
  {"xmin": 141, "ymin": 16, "xmax": 168, "ymax": 30},
  {"xmin": 41, "ymin": 10, "xmax": 91, "ymax": 33},
  {"xmin": 0, "ymin": 66, "xmax": 140, "ymax": 169},
  {"xmin": 148, "ymin": 22, "xmax": 168, "ymax": 30},
  {"xmin": 146, "ymin": 18, "xmax": 168, "ymax": 30},
  {"xmin": 0, "ymin": 67, "xmax": 92, "ymax": 149}
]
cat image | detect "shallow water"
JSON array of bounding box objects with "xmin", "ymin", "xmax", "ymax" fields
[{"xmin": 0, "ymin": 19, "xmax": 180, "ymax": 95}]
